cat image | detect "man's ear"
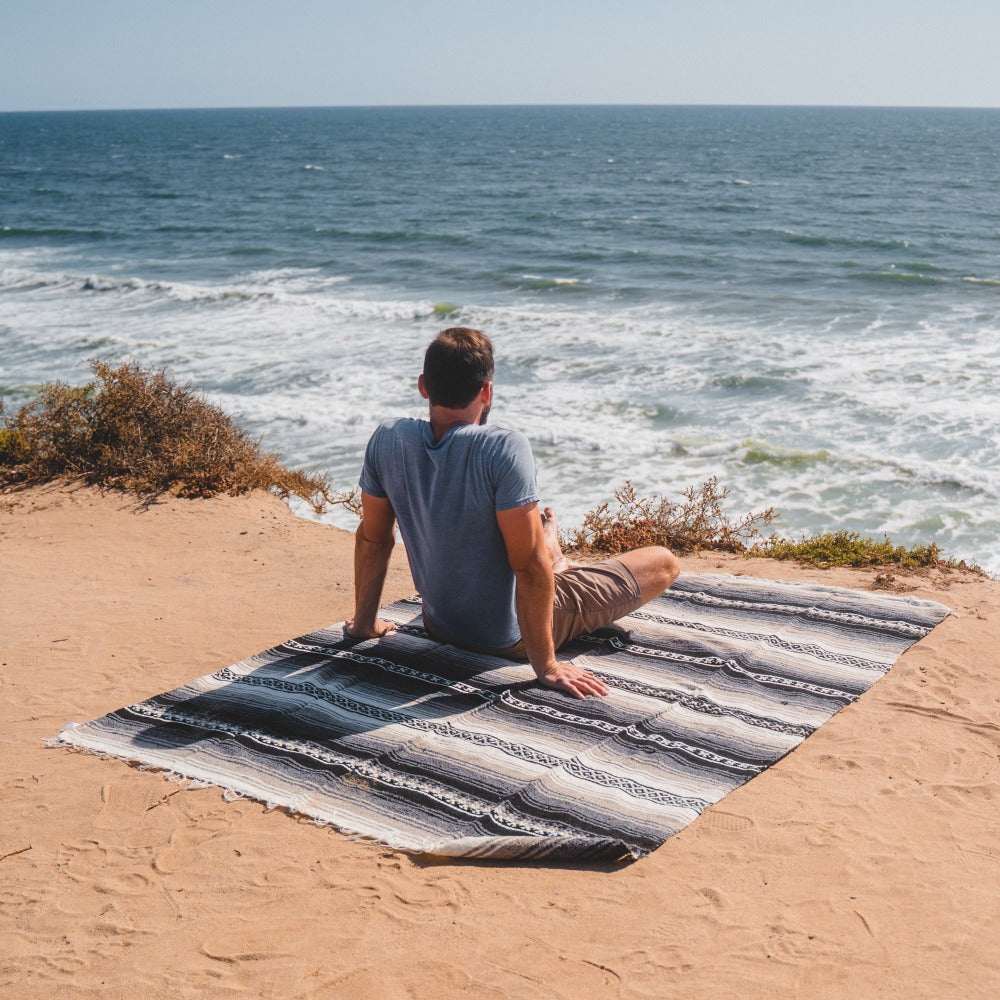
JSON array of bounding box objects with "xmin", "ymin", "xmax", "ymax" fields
[
  {"xmin": 481, "ymin": 381, "xmax": 493, "ymax": 404},
  {"xmin": 418, "ymin": 374, "xmax": 429, "ymax": 399}
]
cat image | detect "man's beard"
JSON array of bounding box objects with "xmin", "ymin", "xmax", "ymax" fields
[{"xmin": 479, "ymin": 403, "xmax": 491, "ymax": 425}]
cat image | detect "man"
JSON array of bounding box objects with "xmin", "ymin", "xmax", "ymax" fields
[{"xmin": 347, "ymin": 327, "xmax": 680, "ymax": 699}]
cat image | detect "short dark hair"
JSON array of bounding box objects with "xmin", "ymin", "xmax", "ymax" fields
[{"xmin": 422, "ymin": 328, "xmax": 495, "ymax": 408}]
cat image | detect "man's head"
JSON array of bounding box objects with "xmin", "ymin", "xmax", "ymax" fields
[{"xmin": 420, "ymin": 327, "xmax": 495, "ymax": 409}]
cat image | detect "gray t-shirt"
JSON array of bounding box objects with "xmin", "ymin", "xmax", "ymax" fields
[{"xmin": 359, "ymin": 417, "xmax": 539, "ymax": 648}]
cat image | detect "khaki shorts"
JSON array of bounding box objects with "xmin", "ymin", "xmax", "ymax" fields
[{"xmin": 422, "ymin": 558, "xmax": 642, "ymax": 661}]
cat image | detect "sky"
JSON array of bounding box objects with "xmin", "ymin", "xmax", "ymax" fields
[{"xmin": 1, "ymin": 0, "xmax": 998, "ymax": 112}]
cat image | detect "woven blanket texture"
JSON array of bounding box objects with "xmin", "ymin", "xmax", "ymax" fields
[{"xmin": 56, "ymin": 573, "xmax": 950, "ymax": 861}]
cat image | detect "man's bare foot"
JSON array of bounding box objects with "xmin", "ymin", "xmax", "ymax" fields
[{"xmin": 541, "ymin": 506, "xmax": 570, "ymax": 573}]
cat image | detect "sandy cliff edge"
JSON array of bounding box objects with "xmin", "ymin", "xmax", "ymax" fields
[{"xmin": 2, "ymin": 484, "xmax": 998, "ymax": 999}]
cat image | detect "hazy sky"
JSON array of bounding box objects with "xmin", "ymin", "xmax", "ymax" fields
[{"xmin": 2, "ymin": 0, "xmax": 998, "ymax": 111}]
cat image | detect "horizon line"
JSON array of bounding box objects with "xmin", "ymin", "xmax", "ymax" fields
[{"xmin": 2, "ymin": 101, "xmax": 999, "ymax": 115}]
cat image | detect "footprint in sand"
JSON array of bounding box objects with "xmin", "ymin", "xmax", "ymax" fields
[
  {"xmin": 151, "ymin": 819, "xmax": 231, "ymax": 874},
  {"xmin": 696, "ymin": 886, "xmax": 727, "ymax": 909},
  {"xmin": 94, "ymin": 780, "xmax": 173, "ymax": 832},
  {"xmin": 326, "ymin": 959, "xmax": 485, "ymax": 1000},
  {"xmin": 247, "ymin": 861, "xmax": 307, "ymax": 888},
  {"xmin": 199, "ymin": 932, "xmax": 291, "ymax": 965},
  {"xmin": 374, "ymin": 873, "xmax": 474, "ymax": 924},
  {"xmin": 57, "ymin": 839, "xmax": 152, "ymax": 897},
  {"xmin": 696, "ymin": 809, "xmax": 754, "ymax": 832},
  {"xmin": 814, "ymin": 753, "xmax": 862, "ymax": 771}
]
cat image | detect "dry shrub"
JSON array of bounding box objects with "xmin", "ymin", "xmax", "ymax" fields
[
  {"xmin": 0, "ymin": 360, "xmax": 337, "ymax": 512},
  {"xmin": 331, "ymin": 485, "xmax": 363, "ymax": 517},
  {"xmin": 564, "ymin": 478, "xmax": 778, "ymax": 556}
]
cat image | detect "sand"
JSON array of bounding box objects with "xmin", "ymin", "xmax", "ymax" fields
[{"xmin": 1, "ymin": 482, "xmax": 998, "ymax": 999}]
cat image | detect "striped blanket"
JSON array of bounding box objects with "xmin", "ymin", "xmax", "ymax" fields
[{"xmin": 56, "ymin": 574, "xmax": 950, "ymax": 861}]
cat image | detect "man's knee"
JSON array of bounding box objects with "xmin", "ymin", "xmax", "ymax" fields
[
  {"xmin": 643, "ymin": 546, "xmax": 681, "ymax": 595},
  {"xmin": 617, "ymin": 545, "xmax": 681, "ymax": 602}
]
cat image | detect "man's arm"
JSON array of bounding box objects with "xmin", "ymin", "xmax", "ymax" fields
[
  {"xmin": 346, "ymin": 490, "xmax": 398, "ymax": 639},
  {"xmin": 496, "ymin": 502, "xmax": 608, "ymax": 699}
]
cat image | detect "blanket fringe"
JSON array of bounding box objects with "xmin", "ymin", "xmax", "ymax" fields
[
  {"xmin": 49, "ymin": 734, "xmax": 226, "ymax": 795},
  {"xmin": 48, "ymin": 724, "xmax": 439, "ymax": 853}
]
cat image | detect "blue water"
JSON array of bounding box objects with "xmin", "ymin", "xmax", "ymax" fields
[{"xmin": 2, "ymin": 106, "xmax": 999, "ymax": 570}]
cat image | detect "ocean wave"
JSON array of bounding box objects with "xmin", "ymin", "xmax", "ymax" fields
[
  {"xmin": 784, "ymin": 233, "xmax": 830, "ymax": 247},
  {"xmin": 649, "ymin": 428, "xmax": 999, "ymax": 500},
  {"xmin": 0, "ymin": 225, "xmax": 114, "ymax": 241},
  {"xmin": 518, "ymin": 275, "xmax": 585, "ymax": 290},
  {"xmin": 0, "ymin": 262, "xmax": 470, "ymax": 324},
  {"xmin": 747, "ymin": 228, "xmax": 915, "ymax": 253},
  {"xmin": 900, "ymin": 261, "xmax": 944, "ymax": 274},
  {"xmin": 75, "ymin": 274, "xmax": 260, "ymax": 302},
  {"xmin": 711, "ymin": 373, "xmax": 807, "ymax": 394},
  {"xmin": 561, "ymin": 249, "xmax": 607, "ymax": 263},
  {"xmin": 0, "ymin": 267, "xmax": 74, "ymax": 292},
  {"xmin": 155, "ymin": 224, "xmax": 218, "ymax": 235},
  {"xmin": 81, "ymin": 275, "xmax": 158, "ymax": 293},
  {"xmin": 881, "ymin": 457, "xmax": 997, "ymax": 499},
  {"xmin": 708, "ymin": 203, "xmax": 756, "ymax": 215},
  {"xmin": 741, "ymin": 445, "xmax": 835, "ymax": 469},
  {"xmin": 70, "ymin": 271, "xmax": 283, "ymax": 304},
  {"xmin": 857, "ymin": 270, "xmax": 944, "ymax": 285},
  {"xmin": 225, "ymin": 245, "xmax": 281, "ymax": 258},
  {"xmin": 0, "ymin": 381, "xmax": 46, "ymax": 401},
  {"xmin": 238, "ymin": 267, "xmax": 350, "ymax": 291},
  {"xmin": 306, "ymin": 226, "xmax": 474, "ymax": 247}
]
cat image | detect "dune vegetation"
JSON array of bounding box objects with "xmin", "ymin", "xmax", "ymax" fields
[
  {"xmin": 0, "ymin": 361, "xmax": 979, "ymax": 573},
  {"xmin": 0, "ymin": 360, "xmax": 336, "ymax": 512}
]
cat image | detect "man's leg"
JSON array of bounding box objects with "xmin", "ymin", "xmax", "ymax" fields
[
  {"xmin": 542, "ymin": 505, "xmax": 679, "ymax": 596},
  {"xmin": 613, "ymin": 545, "xmax": 681, "ymax": 601},
  {"xmin": 541, "ymin": 507, "xmax": 681, "ymax": 648},
  {"xmin": 540, "ymin": 506, "xmax": 569, "ymax": 573}
]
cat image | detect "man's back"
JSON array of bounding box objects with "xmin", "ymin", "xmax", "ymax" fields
[
  {"xmin": 359, "ymin": 417, "xmax": 538, "ymax": 649},
  {"xmin": 349, "ymin": 326, "xmax": 676, "ymax": 699}
]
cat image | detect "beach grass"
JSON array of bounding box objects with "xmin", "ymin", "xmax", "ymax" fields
[
  {"xmin": 752, "ymin": 531, "xmax": 983, "ymax": 574},
  {"xmin": 755, "ymin": 531, "xmax": 943, "ymax": 569}
]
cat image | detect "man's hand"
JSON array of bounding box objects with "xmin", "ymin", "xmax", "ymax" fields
[
  {"xmin": 535, "ymin": 660, "xmax": 609, "ymax": 699},
  {"xmin": 344, "ymin": 617, "xmax": 397, "ymax": 640}
]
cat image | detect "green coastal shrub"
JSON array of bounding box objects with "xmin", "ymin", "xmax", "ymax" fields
[
  {"xmin": 0, "ymin": 360, "xmax": 337, "ymax": 511},
  {"xmin": 753, "ymin": 531, "xmax": 947, "ymax": 569},
  {"xmin": 0, "ymin": 426, "xmax": 30, "ymax": 465}
]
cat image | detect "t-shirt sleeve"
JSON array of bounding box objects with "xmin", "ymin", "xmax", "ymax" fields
[
  {"xmin": 358, "ymin": 425, "xmax": 388, "ymax": 498},
  {"xmin": 492, "ymin": 430, "xmax": 540, "ymax": 511}
]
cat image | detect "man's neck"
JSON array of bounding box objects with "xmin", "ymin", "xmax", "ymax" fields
[{"xmin": 428, "ymin": 403, "xmax": 485, "ymax": 442}]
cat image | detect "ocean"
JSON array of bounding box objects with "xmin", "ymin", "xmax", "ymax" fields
[{"xmin": 1, "ymin": 106, "xmax": 998, "ymax": 571}]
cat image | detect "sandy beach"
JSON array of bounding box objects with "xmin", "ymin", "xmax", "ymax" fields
[{"xmin": 2, "ymin": 482, "xmax": 998, "ymax": 999}]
